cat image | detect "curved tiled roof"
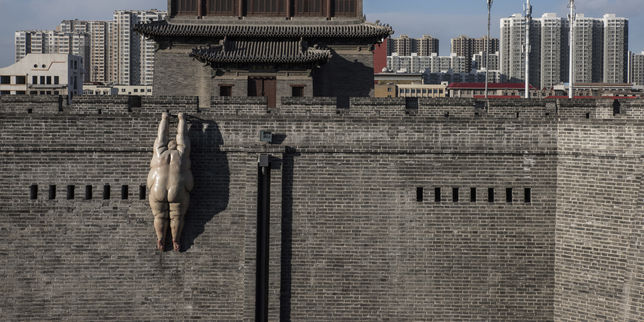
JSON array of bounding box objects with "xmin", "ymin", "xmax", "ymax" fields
[
  {"xmin": 190, "ymin": 40, "xmax": 331, "ymax": 65},
  {"xmin": 134, "ymin": 20, "xmax": 393, "ymax": 40}
]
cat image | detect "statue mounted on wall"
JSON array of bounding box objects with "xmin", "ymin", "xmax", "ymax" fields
[{"xmin": 148, "ymin": 112, "xmax": 194, "ymax": 251}]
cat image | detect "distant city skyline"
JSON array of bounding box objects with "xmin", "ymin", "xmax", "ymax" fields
[{"xmin": 0, "ymin": 0, "xmax": 643, "ymax": 66}]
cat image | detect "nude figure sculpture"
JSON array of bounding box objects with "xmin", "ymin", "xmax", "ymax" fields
[{"xmin": 148, "ymin": 112, "xmax": 194, "ymax": 251}]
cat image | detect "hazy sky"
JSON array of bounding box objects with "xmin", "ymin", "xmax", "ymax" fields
[{"xmin": 0, "ymin": 0, "xmax": 642, "ymax": 66}]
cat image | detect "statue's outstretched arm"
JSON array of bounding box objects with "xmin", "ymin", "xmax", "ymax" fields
[
  {"xmin": 154, "ymin": 112, "xmax": 169, "ymax": 157},
  {"xmin": 176, "ymin": 113, "xmax": 190, "ymax": 157}
]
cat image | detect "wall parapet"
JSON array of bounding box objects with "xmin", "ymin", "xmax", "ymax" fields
[{"xmin": 1, "ymin": 95, "xmax": 643, "ymax": 120}]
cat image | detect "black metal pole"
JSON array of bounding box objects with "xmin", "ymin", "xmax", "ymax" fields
[{"xmin": 256, "ymin": 157, "xmax": 270, "ymax": 322}]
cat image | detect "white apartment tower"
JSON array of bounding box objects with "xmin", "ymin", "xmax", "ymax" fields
[
  {"xmin": 571, "ymin": 14, "xmax": 603, "ymax": 83},
  {"xmin": 539, "ymin": 13, "xmax": 565, "ymax": 88},
  {"xmin": 110, "ymin": 10, "xmax": 166, "ymax": 86},
  {"xmin": 472, "ymin": 51, "xmax": 499, "ymax": 71},
  {"xmin": 602, "ymin": 14, "xmax": 629, "ymax": 83},
  {"xmin": 59, "ymin": 20, "xmax": 110, "ymax": 83},
  {"xmin": 500, "ymin": 14, "xmax": 540, "ymax": 87},
  {"xmin": 630, "ymin": 51, "xmax": 644, "ymax": 85},
  {"xmin": 14, "ymin": 31, "xmax": 31, "ymax": 62}
]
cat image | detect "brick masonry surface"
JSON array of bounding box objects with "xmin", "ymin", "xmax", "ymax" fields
[{"xmin": 0, "ymin": 95, "xmax": 642, "ymax": 321}]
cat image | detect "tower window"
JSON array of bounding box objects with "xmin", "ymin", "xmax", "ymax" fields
[
  {"xmin": 220, "ymin": 85, "xmax": 232, "ymax": 97},
  {"xmin": 292, "ymin": 86, "xmax": 304, "ymax": 97}
]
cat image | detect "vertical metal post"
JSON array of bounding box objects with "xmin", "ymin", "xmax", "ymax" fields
[
  {"xmin": 485, "ymin": 0, "xmax": 493, "ymax": 99},
  {"xmin": 569, "ymin": 0, "xmax": 575, "ymax": 99},
  {"xmin": 524, "ymin": 0, "xmax": 532, "ymax": 99},
  {"xmin": 256, "ymin": 155, "xmax": 270, "ymax": 322}
]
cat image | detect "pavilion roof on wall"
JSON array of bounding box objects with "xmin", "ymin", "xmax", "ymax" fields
[
  {"xmin": 134, "ymin": 20, "xmax": 393, "ymax": 40},
  {"xmin": 190, "ymin": 39, "xmax": 331, "ymax": 65}
]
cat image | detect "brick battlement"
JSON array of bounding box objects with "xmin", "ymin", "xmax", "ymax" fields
[{"xmin": 1, "ymin": 95, "xmax": 643, "ymax": 120}]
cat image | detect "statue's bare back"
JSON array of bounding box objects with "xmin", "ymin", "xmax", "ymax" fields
[{"xmin": 148, "ymin": 112, "xmax": 193, "ymax": 251}]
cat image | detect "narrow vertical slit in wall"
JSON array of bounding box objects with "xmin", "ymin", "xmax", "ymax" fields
[
  {"xmin": 66, "ymin": 185, "xmax": 75, "ymax": 200},
  {"xmin": 27, "ymin": 108, "xmax": 33, "ymax": 114},
  {"xmin": 613, "ymin": 100, "xmax": 621, "ymax": 115},
  {"xmin": 506, "ymin": 188, "xmax": 513, "ymax": 203},
  {"xmin": 416, "ymin": 187, "xmax": 423, "ymax": 202},
  {"xmin": 470, "ymin": 187, "xmax": 476, "ymax": 202},
  {"xmin": 524, "ymin": 188, "xmax": 532, "ymax": 203},
  {"xmin": 434, "ymin": 188, "xmax": 441, "ymax": 203},
  {"xmin": 487, "ymin": 188, "xmax": 494, "ymax": 203},
  {"xmin": 585, "ymin": 112, "xmax": 590, "ymax": 119},
  {"xmin": 103, "ymin": 184, "xmax": 110, "ymax": 200},
  {"xmin": 139, "ymin": 185, "xmax": 146, "ymax": 200},
  {"xmin": 48, "ymin": 185, "xmax": 56, "ymax": 200},
  {"xmin": 85, "ymin": 185, "xmax": 92, "ymax": 200},
  {"xmin": 452, "ymin": 187, "xmax": 459, "ymax": 202},
  {"xmin": 30, "ymin": 185, "xmax": 38, "ymax": 200},
  {"xmin": 121, "ymin": 185, "xmax": 128, "ymax": 200}
]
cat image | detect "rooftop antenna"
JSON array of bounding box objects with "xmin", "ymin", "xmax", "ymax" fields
[
  {"xmin": 485, "ymin": 0, "xmax": 493, "ymax": 99},
  {"xmin": 524, "ymin": 0, "xmax": 532, "ymax": 99},
  {"xmin": 568, "ymin": 0, "xmax": 575, "ymax": 99}
]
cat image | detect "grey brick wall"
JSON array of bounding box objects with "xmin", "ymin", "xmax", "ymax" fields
[{"xmin": 0, "ymin": 97, "xmax": 643, "ymax": 320}]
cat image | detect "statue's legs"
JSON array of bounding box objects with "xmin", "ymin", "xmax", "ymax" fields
[
  {"xmin": 150, "ymin": 200, "xmax": 169, "ymax": 250},
  {"xmin": 169, "ymin": 197, "xmax": 189, "ymax": 252}
]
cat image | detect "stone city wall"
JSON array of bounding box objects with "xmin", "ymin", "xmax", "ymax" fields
[{"xmin": 0, "ymin": 95, "xmax": 642, "ymax": 321}]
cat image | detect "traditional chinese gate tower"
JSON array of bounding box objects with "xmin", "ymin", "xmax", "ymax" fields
[{"xmin": 135, "ymin": 0, "xmax": 392, "ymax": 107}]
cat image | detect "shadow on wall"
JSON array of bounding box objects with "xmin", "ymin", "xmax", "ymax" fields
[
  {"xmin": 313, "ymin": 49, "xmax": 374, "ymax": 107},
  {"xmin": 280, "ymin": 147, "xmax": 297, "ymax": 320},
  {"xmin": 178, "ymin": 116, "xmax": 230, "ymax": 252}
]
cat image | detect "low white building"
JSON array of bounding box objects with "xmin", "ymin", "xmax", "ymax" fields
[
  {"xmin": 0, "ymin": 53, "xmax": 84, "ymax": 96},
  {"xmin": 113, "ymin": 85, "xmax": 153, "ymax": 96},
  {"xmin": 83, "ymin": 83, "xmax": 118, "ymax": 95},
  {"xmin": 82, "ymin": 84, "xmax": 152, "ymax": 96}
]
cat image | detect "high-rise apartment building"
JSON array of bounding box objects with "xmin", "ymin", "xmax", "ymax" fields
[
  {"xmin": 59, "ymin": 20, "xmax": 110, "ymax": 83},
  {"xmin": 391, "ymin": 35, "xmax": 414, "ymax": 57},
  {"xmin": 500, "ymin": 13, "xmax": 628, "ymax": 88},
  {"xmin": 389, "ymin": 35, "xmax": 439, "ymax": 57},
  {"xmin": 16, "ymin": 10, "xmax": 166, "ymax": 87},
  {"xmin": 417, "ymin": 35, "xmax": 439, "ymax": 57},
  {"xmin": 539, "ymin": 13, "xmax": 565, "ymax": 89},
  {"xmin": 602, "ymin": 14, "xmax": 629, "ymax": 84},
  {"xmin": 110, "ymin": 10, "xmax": 166, "ymax": 86},
  {"xmin": 630, "ymin": 51, "xmax": 644, "ymax": 85},
  {"xmin": 571, "ymin": 14, "xmax": 599, "ymax": 83},
  {"xmin": 14, "ymin": 31, "xmax": 31, "ymax": 62},
  {"xmin": 451, "ymin": 35, "xmax": 499, "ymax": 71},
  {"xmin": 472, "ymin": 51, "xmax": 500, "ymax": 71},
  {"xmin": 500, "ymin": 14, "xmax": 541, "ymax": 86}
]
